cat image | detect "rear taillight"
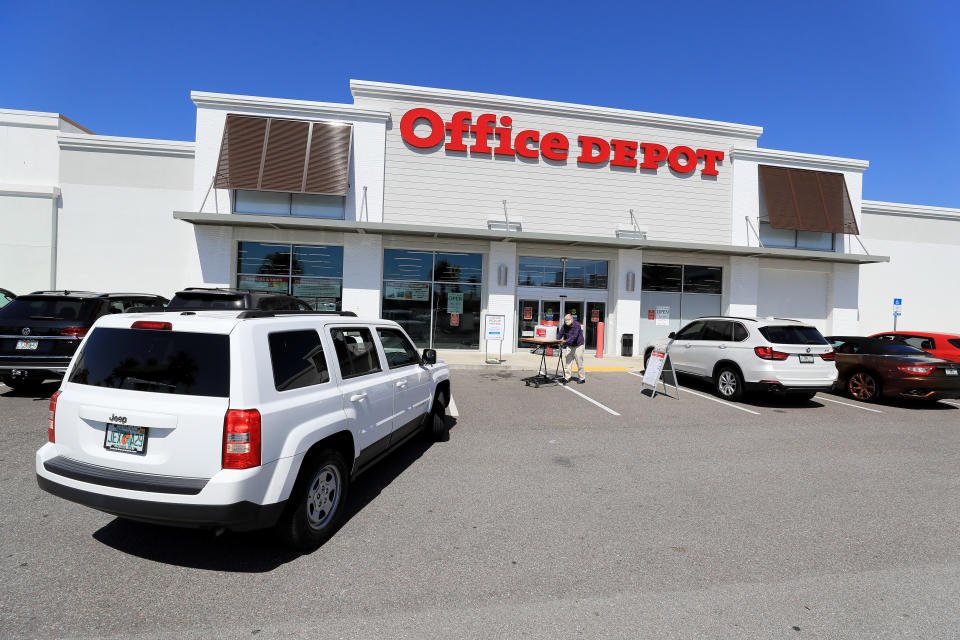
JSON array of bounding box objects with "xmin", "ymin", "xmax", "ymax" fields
[
  {"xmin": 820, "ymin": 350, "xmax": 836, "ymax": 361},
  {"xmin": 48, "ymin": 390, "xmax": 62, "ymax": 443},
  {"xmin": 223, "ymin": 409, "xmax": 261, "ymax": 469},
  {"xmin": 754, "ymin": 346, "xmax": 789, "ymax": 361},
  {"xmin": 131, "ymin": 321, "xmax": 172, "ymax": 330},
  {"xmin": 59, "ymin": 327, "xmax": 89, "ymax": 339},
  {"xmin": 898, "ymin": 365, "xmax": 935, "ymax": 376}
]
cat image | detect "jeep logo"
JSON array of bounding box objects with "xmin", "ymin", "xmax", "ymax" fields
[{"xmin": 109, "ymin": 414, "xmax": 128, "ymax": 424}]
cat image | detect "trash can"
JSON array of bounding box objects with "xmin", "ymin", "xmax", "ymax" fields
[{"xmin": 621, "ymin": 334, "xmax": 633, "ymax": 357}]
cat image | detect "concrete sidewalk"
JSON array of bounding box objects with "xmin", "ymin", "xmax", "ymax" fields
[{"xmin": 437, "ymin": 347, "xmax": 643, "ymax": 372}]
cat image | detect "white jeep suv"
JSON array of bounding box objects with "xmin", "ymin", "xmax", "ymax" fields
[
  {"xmin": 643, "ymin": 317, "xmax": 837, "ymax": 401},
  {"xmin": 35, "ymin": 310, "xmax": 451, "ymax": 549}
]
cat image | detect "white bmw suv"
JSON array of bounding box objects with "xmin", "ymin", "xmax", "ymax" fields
[
  {"xmin": 643, "ymin": 317, "xmax": 837, "ymax": 401},
  {"xmin": 36, "ymin": 310, "xmax": 451, "ymax": 549}
]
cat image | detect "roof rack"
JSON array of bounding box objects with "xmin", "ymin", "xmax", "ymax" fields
[
  {"xmin": 236, "ymin": 310, "xmax": 358, "ymax": 319},
  {"xmin": 29, "ymin": 290, "xmax": 99, "ymax": 296},
  {"xmin": 181, "ymin": 287, "xmax": 251, "ymax": 293}
]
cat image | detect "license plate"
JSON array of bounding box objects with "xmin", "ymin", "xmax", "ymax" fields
[
  {"xmin": 104, "ymin": 423, "xmax": 147, "ymax": 454},
  {"xmin": 15, "ymin": 340, "xmax": 38, "ymax": 350},
  {"xmin": 947, "ymin": 369, "xmax": 958, "ymax": 376},
  {"xmin": 799, "ymin": 355, "xmax": 815, "ymax": 363}
]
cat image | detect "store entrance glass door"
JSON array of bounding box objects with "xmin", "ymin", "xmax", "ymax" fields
[
  {"xmin": 517, "ymin": 298, "xmax": 540, "ymax": 348},
  {"xmin": 562, "ymin": 300, "xmax": 584, "ymax": 330},
  {"xmin": 541, "ymin": 299, "xmax": 562, "ymax": 328},
  {"xmin": 584, "ymin": 302, "xmax": 605, "ymax": 350}
]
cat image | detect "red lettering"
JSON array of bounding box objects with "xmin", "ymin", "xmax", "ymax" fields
[
  {"xmin": 668, "ymin": 146, "xmax": 697, "ymax": 173},
  {"xmin": 610, "ymin": 139, "xmax": 638, "ymax": 168},
  {"xmin": 639, "ymin": 142, "xmax": 668, "ymax": 169},
  {"xmin": 400, "ymin": 108, "xmax": 445, "ymax": 148},
  {"xmin": 515, "ymin": 130, "xmax": 539, "ymax": 158},
  {"xmin": 577, "ymin": 136, "xmax": 610, "ymax": 164},
  {"xmin": 696, "ymin": 149, "xmax": 724, "ymax": 176},
  {"xmin": 494, "ymin": 116, "xmax": 514, "ymax": 156},
  {"xmin": 540, "ymin": 132, "xmax": 569, "ymax": 161},
  {"xmin": 444, "ymin": 111, "xmax": 472, "ymax": 152},
  {"xmin": 470, "ymin": 113, "xmax": 497, "ymax": 153}
]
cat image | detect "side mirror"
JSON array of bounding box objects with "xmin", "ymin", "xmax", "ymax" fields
[
  {"xmin": 421, "ymin": 348, "xmax": 437, "ymax": 365},
  {"xmin": 668, "ymin": 332, "xmax": 677, "ymax": 339}
]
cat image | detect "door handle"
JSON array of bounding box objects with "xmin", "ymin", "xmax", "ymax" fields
[
  {"xmin": 718, "ymin": 344, "xmax": 727, "ymax": 349},
  {"xmin": 349, "ymin": 392, "xmax": 368, "ymax": 402},
  {"xmin": 684, "ymin": 344, "xmax": 692, "ymax": 348},
  {"xmin": 396, "ymin": 380, "xmax": 408, "ymax": 389}
]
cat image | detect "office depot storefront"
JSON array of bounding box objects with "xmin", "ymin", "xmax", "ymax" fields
[{"xmin": 5, "ymin": 81, "xmax": 956, "ymax": 356}]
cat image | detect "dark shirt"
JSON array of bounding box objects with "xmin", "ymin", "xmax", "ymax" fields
[{"xmin": 557, "ymin": 320, "xmax": 584, "ymax": 347}]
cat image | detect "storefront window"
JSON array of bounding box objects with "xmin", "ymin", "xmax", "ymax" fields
[
  {"xmin": 564, "ymin": 259, "xmax": 608, "ymax": 289},
  {"xmin": 234, "ymin": 190, "xmax": 345, "ymax": 220},
  {"xmin": 758, "ymin": 221, "xmax": 835, "ymax": 251},
  {"xmin": 518, "ymin": 256, "xmax": 563, "ymax": 287},
  {"xmin": 381, "ymin": 249, "xmax": 483, "ymax": 350},
  {"xmin": 638, "ymin": 263, "xmax": 722, "ymax": 345},
  {"xmin": 237, "ymin": 241, "xmax": 343, "ymax": 310}
]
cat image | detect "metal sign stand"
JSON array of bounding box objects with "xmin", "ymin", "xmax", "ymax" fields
[
  {"xmin": 484, "ymin": 314, "xmax": 506, "ymax": 364},
  {"xmin": 485, "ymin": 338, "xmax": 502, "ymax": 365},
  {"xmin": 642, "ymin": 340, "xmax": 680, "ymax": 400}
]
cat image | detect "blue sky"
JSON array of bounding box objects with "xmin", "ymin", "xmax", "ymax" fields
[{"xmin": 2, "ymin": 1, "xmax": 957, "ymax": 207}]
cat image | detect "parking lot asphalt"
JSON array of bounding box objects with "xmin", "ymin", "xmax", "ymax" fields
[{"xmin": 2, "ymin": 372, "xmax": 960, "ymax": 639}]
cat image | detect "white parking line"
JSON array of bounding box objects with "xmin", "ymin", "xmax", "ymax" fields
[
  {"xmin": 447, "ymin": 396, "xmax": 460, "ymax": 418},
  {"xmin": 815, "ymin": 395, "xmax": 883, "ymax": 414},
  {"xmin": 626, "ymin": 371, "xmax": 761, "ymax": 415},
  {"xmin": 939, "ymin": 400, "xmax": 960, "ymax": 408},
  {"xmin": 561, "ymin": 385, "xmax": 621, "ymax": 416}
]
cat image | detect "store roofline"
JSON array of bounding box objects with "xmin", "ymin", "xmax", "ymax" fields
[
  {"xmin": 349, "ymin": 80, "xmax": 764, "ymax": 140},
  {"xmin": 173, "ymin": 212, "xmax": 889, "ymax": 264}
]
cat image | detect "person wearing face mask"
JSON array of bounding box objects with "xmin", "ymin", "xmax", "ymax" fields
[{"xmin": 557, "ymin": 313, "xmax": 586, "ymax": 384}]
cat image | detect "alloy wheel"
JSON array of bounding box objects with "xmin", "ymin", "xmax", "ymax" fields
[
  {"xmin": 718, "ymin": 370, "xmax": 738, "ymax": 397},
  {"xmin": 306, "ymin": 464, "xmax": 342, "ymax": 530},
  {"xmin": 848, "ymin": 373, "xmax": 877, "ymax": 401}
]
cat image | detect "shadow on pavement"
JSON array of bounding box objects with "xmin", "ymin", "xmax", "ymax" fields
[
  {"xmin": 91, "ymin": 416, "xmax": 458, "ymax": 572},
  {"xmin": 0, "ymin": 381, "xmax": 61, "ymax": 401}
]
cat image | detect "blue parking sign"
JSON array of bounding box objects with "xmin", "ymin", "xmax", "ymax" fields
[{"xmin": 893, "ymin": 298, "xmax": 902, "ymax": 306}]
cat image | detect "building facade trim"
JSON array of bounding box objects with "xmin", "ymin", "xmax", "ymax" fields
[
  {"xmin": 350, "ymin": 80, "xmax": 764, "ymax": 139},
  {"xmin": 57, "ymin": 133, "xmax": 195, "ymax": 157},
  {"xmin": 861, "ymin": 200, "xmax": 960, "ymax": 221},
  {"xmin": 0, "ymin": 184, "xmax": 61, "ymax": 198},
  {"xmin": 191, "ymin": 91, "xmax": 391, "ymax": 123},
  {"xmin": 731, "ymin": 146, "xmax": 869, "ymax": 172},
  {"xmin": 174, "ymin": 211, "xmax": 888, "ymax": 264}
]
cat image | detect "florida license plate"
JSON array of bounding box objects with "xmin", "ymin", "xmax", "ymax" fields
[
  {"xmin": 15, "ymin": 340, "xmax": 38, "ymax": 350},
  {"xmin": 104, "ymin": 423, "xmax": 147, "ymax": 454},
  {"xmin": 799, "ymin": 355, "xmax": 815, "ymax": 363},
  {"xmin": 947, "ymin": 369, "xmax": 958, "ymax": 376}
]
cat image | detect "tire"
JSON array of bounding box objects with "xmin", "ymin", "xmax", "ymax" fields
[
  {"xmin": 714, "ymin": 366, "xmax": 745, "ymax": 402},
  {"xmin": 847, "ymin": 371, "xmax": 881, "ymax": 402},
  {"xmin": 428, "ymin": 390, "xmax": 449, "ymax": 441},
  {"xmin": 274, "ymin": 447, "xmax": 350, "ymax": 550}
]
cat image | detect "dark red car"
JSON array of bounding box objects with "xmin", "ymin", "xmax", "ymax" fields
[
  {"xmin": 870, "ymin": 331, "xmax": 960, "ymax": 363},
  {"xmin": 826, "ymin": 336, "xmax": 960, "ymax": 402}
]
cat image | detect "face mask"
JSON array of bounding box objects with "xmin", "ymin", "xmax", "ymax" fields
[{"xmin": 565, "ymin": 320, "xmax": 573, "ymax": 326}]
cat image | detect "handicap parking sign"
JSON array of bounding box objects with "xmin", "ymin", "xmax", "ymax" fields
[{"xmin": 893, "ymin": 298, "xmax": 902, "ymax": 306}]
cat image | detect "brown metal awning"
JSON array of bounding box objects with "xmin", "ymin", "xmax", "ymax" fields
[
  {"xmin": 759, "ymin": 165, "xmax": 859, "ymax": 235},
  {"xmin": 214, "ymin": 115, "xmax": 352, "ymax": 196}
]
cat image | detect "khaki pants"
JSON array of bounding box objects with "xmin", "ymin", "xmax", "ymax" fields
[{"xmin": 564, "ymin": 344, "xmax": 585, "ymax": 381}]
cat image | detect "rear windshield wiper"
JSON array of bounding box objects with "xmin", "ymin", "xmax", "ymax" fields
[{"xmin": 121, "ymin": 376, "xmax": 176, "ymax": 392}]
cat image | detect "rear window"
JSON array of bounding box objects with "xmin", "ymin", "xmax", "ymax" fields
[
  {"xmin": 758, "ymin": 325, "xmax": 828, "ymax": 345},
  {"xmin": 871, "ymin": 343, "xmax": 927, "ymax": 356},
  {"xmin": 68, "ymin": 327, "xmax": 230, "ymax": 397},
  {"xmin": 168, "ymin": 293, "xmax": 245, "ymax": 309},
  {"xmin": 948, "ymin": 339, "xmax": 960, "ymax": 350},
  {"xmin": 0, "ymin": 296, "xmax": 96, "ymax": 321}
]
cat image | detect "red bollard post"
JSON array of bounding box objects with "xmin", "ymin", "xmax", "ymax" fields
[{"xmin": 596, "ymin": 322, "xmax": 604, "ymax": 359}]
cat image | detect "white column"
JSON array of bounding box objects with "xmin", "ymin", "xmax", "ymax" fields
[
  {"xmin": 727, "ymin": 256, "xmax": 760, "ymax": 317},
  {"xmin": 486, "ymin": 241, "xmax": 517, "ymax": 354},
  {"xmin": 188, "ymin": 225, "xmax": 232, "ymax": 286},
  {"xmin": 828, "ymin": 263, "xmax": 860, "ymax": 335},
  {"xmin": 342, "ymin": 233, "xmax": 383, "ymax": 317},
  {"xmin": 613, "ymin": 248, "xmax": 643, "ymax": 357}
]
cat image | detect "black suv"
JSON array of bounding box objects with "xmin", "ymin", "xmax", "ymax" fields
[
  {"xmin": 0, "ymin": 291, "xmax": 169, "ymax": 391},
  {"xmin": 166, "ymin": 288, "xmax": 313, "ymax": 311}
]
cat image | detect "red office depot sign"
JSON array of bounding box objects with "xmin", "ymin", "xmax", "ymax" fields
[{"xmin": 400, "ymin": 107, "xmax": 724, "ymax": 176}]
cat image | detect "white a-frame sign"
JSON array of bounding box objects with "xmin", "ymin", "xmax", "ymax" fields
[{"xmin": 641, "ymin": 339, "xmax": 680, "ymax": 400}]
